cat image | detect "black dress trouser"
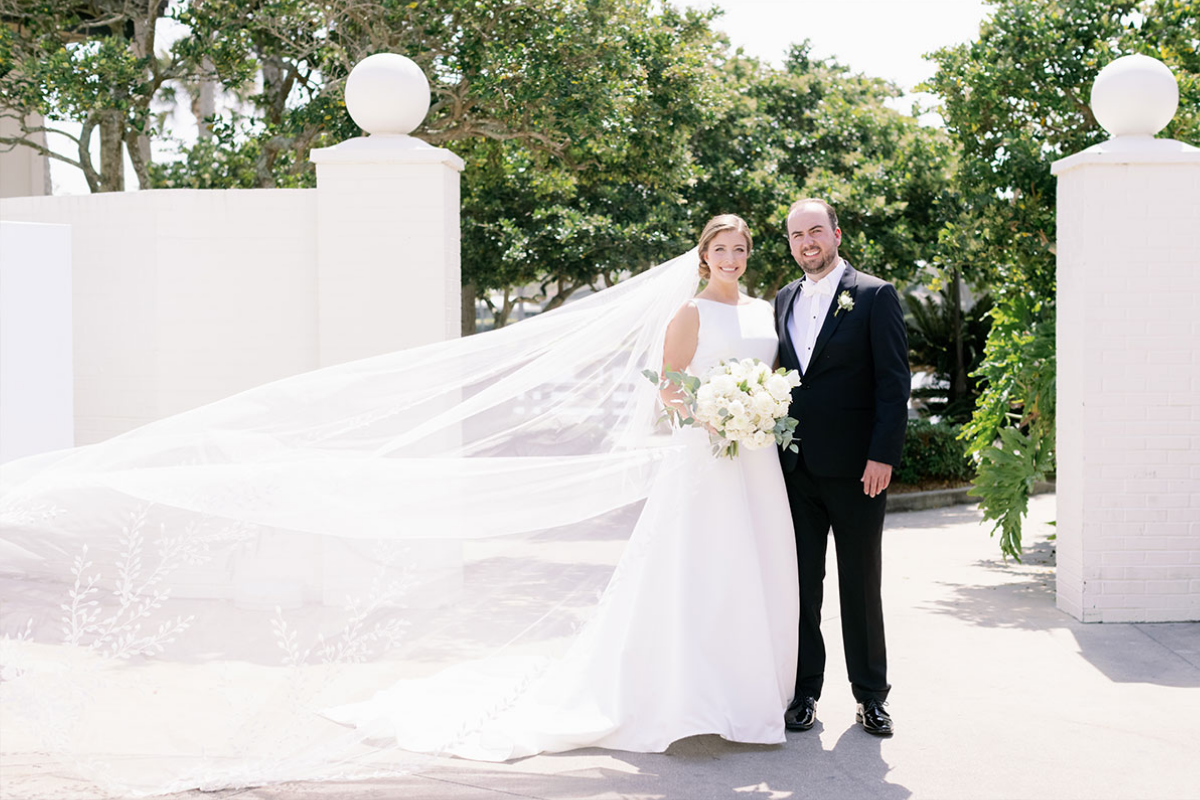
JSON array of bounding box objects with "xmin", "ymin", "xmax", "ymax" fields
[{"xmin": 783, "ymin": 450, "xmax": 890, "ymax": 704}]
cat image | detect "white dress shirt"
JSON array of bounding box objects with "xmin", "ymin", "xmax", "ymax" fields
[{"xmin": 788, "ymin": 259, "xmax": 846, "ymax": 373}]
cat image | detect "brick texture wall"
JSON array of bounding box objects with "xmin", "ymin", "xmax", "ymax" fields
[{"xmin": 1054, "ymin": 155, "xmax": 1200, "ymax": 622}]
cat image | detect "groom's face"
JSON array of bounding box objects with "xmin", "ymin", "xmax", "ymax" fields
[{"xmin": 787, "ymin": 205, "xmax": 841, "ymax": 277}]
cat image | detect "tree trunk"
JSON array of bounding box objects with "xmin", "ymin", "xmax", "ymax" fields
[
  {"xmin": 489, "ymin": 288, "xmax": 517, "ymax": 330},
  {"xmin": 261, "ymin": 59, "xmax": 285, "ymax": 123},
  {"xmin": 540, "ymin": 280, "xmax": 578, "ymax": 313},
  {"xmin": 950, "ymin": 267, "xmax": 967, "ymax": 403},
  {"xmin": 78, "ymin": 116, "xmax": 102, "ymax": 193},
  {"xmin": 126, "ymin": 129, "xmax": 153, "ymax": 190},
  {"xmin": 98, "ymin": 111, "xmax": 124, "ymax": 192},
  {"xmin": 461, "ymin": 281, "xmax": 478, "ymax": 336},
  {"xmin": 194, "ymin": 75, "xmax": 217, "ymax": 140}
]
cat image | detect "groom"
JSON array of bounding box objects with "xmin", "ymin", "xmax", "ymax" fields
[{"xmin": 774, "ymin": 199, "xmax": 909, "ymax": 736}]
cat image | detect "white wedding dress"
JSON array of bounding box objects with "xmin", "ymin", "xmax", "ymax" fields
[
  {"xmin": 323, "ymin": 296, "xmax": 800, "ymax": 759},
  {"xmin": 0, "ymin": 251, "xmax": 798, "ymax": 796}
]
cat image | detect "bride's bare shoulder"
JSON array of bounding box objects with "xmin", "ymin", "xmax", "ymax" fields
[{"xmin": 669, "ymin": 300, "xmax": 700, "ymax": 326}]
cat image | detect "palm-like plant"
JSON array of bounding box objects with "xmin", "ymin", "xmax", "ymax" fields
[{"xmin": 905, "ymin": 274, "xmax": 993, "ymax": 423}]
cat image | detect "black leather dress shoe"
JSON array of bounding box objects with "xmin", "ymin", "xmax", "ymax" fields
[
  {"xmin": 784, "ymin": 696, "xmax": 817, "ymax": 731},
  {"xmin": 856, "ymin": 699, "xmax": 894, "ymax": 736}
]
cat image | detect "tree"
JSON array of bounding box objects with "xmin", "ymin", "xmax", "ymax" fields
[
  {"xmin": 925, "ymin": 0, "xmax": 1200, "ymax": 558},
  {"xmin": 452, "ymin": 2, "xmax": 720, "ymax": 330},
  {"xmin": 684, "ymin": 44, "xmax": 956, "ymax": 299},
  {"xmin": 0, "ymin": 0, "xmax": 183, "ymax": 191}
]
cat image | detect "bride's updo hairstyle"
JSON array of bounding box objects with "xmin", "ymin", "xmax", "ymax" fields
[{"xmin": 697, "ymin": 214, "xmax": 753, "ymax": 279}]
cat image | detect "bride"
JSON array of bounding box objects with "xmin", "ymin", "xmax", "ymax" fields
[{"xmin": 0, "ymin": 215, "xmax": 797, "ymax": 796}]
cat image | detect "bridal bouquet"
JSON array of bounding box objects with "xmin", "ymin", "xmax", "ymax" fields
[{"xmin": 643, "ymin": 358, "xmax": 801, "ymax": 458}]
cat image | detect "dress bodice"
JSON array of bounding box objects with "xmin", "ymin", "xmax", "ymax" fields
[{"xmin": 687, "ymin": 297, "xmax": 779, "ymax": 376}]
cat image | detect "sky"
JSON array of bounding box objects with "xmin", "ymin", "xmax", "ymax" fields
[
  {"xmin": 48, "ymin": 0, "xmax": 993, "ymax": 194},
  {"xmin": 685, "ymin": 0, "xmax": 992, "ymax": 117},
  {"xmin": 688, "ymin": 0, "xmax": 990, "ymax": 91}
]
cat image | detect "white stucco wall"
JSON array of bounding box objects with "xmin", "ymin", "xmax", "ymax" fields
[
  {"xmin": 0, "ymin": 221, "xmax": 72, "ymax": 462},
  {"xmin": 0, "ymin": 189, "xmax": 319, "ymax": 444},
  {"xmin": 1, "ymin": 139, "xmax": 464, "ymax": 448}
]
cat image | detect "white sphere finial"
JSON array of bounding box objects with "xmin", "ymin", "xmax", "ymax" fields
[
  {"xmin": 1090, "ymin": 54, "xmax": 1178, "ymax": 139},
  {"xmin": 344, "ymin": 53, "xmax": 431, "ymax": 136}
]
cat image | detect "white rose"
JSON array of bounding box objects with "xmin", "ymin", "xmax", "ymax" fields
[
  {"xmin": 723, "ymin": 409, "xmax": 748, "ymax": 429},
  {"xmin": 739, "ymin": 430, "xmax": 765, "ymax": 450},
  {"xmin": 752, "ymin": 393, "xmax": 777, "ymax": 417},
  {"xmin": 765, "ymin": 374, "xmax": 793, "ymax": 401},
  {"xmin": 710, "ymin": 374, "xmax": 737, "ymax": 395}
]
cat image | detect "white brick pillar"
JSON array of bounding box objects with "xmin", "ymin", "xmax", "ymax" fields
[
  {"xmin": 1052, "ymin": 55, "xmax": 1200, "ymax": 622},
  {"xmin": 310, "ymin": 54, "xmax": 464, "ymax": 367},
  {"xmin": 307, "ymin": 54, "xmax": 465, "ymax": 604}
]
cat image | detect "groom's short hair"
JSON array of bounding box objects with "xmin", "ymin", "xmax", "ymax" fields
[{"xmin": 787, "ymin": 199, "xmax": 838, "ymax": 232}]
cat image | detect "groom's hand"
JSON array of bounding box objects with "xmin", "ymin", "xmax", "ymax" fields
[{"xmin": 861, "ymin": 460, "xmax": 892, "ymax": 498}]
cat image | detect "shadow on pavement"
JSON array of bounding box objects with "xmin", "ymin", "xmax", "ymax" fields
[
  {"xmin": 924, "ymin": 538, "xmax": 1200, "ymax": 688},
  {"xmin": 474, "ymin": 729, "xmax": 914, "ymax": 800}
]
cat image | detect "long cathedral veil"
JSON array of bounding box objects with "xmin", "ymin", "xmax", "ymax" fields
[{"xmin": 0, "ymin": 248, "xmax": 702, "ymax": 796}]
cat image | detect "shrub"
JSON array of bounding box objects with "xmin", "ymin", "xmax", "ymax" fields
[{"xmin": 895, "ymin": 419, "xmax": 974, "ymax": 485}]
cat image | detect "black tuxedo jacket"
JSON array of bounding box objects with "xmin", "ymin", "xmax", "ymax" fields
[{"xmin": 774, "ymin": 262, "xmax": 910, "ymax": 477}]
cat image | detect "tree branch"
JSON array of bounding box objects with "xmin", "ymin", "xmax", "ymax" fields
[
  {"xmin": 423, "ymin": 119, "xmax": 569, "ymax": 155},
  {"xmin": 0, "ymin": 113, "xmax": 83, "ymax": 144},
  {"xmin": 0, "ymin": 134, "xmax": 82, "ymax": 168},
  {"xmin": 77, "ymin": 115, "xmax": 101, "ymax": 193},
  {"xmin": 124, "ymin": 128, "xmax": 152, "ymax": 189},
  {"xmin": 540, "ymin": 280, "xmax": 582, "ymax": 313},
  {"xmin": 1061, "ymin": 86, "xmax": 1097, "ymax": 129}
]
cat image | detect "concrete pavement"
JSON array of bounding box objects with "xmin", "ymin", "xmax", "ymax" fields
[{"xmin": 5, "ymin": 495, "xmax": 1199, "ymax": 800}]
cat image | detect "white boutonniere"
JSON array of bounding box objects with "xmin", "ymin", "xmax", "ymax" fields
[{"xmin": 835, "ymin": 291, "xmax": 854, "ymax": 316}]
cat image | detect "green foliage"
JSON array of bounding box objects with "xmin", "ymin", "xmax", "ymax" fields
[
  {"xmin": 642, "ymin": 367, "xmax": 701, "ymax": 430},
  {"xmin": 455, "ymin": 3, "xmax": 720, "ymax": 322},
  {"xmin": 924, "ymin": 0, "xmax": 1200, "ymax": 557},
  {"xmin": 957, "ymin": 292, "xmax": 1056, "ymax": 560},
  {"xmin": 686, "ymin": 44, "xmax": 956, "ymax": 297},
  {"xmin": 905, "ymin": 283, "xmax": 994, "ymax": 423},
  {"xmin": 895, "ymin": 419, "xmax": 975, "ymax": 486},
  {"xmin": 969, "ymin": 425, "xmax": 1055, "ymax": 561},
  {"xmin": 960, "ymin": 293, "xmax": 1057, "ymax": 458},
  {"xmin": 0, "ymin": 0, "xmax": 187, "ymax": 190},
  {"xmin": 148, "ymin": 114, "xmax": 317, "ymax": 189}
]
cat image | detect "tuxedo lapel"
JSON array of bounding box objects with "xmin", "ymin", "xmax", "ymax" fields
[{"xmin": 807, "ymin": 263, "xmax": 859, "ymax": 370}]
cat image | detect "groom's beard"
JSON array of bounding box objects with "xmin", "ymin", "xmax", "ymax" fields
[{"xmin": 799, "ymin": 249, "xmax": 838, "ymax": 276}]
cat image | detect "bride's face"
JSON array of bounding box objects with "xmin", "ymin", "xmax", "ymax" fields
[{"xmin": 704, "ymin": 230, "xmax": 749, "ymax": 286}]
